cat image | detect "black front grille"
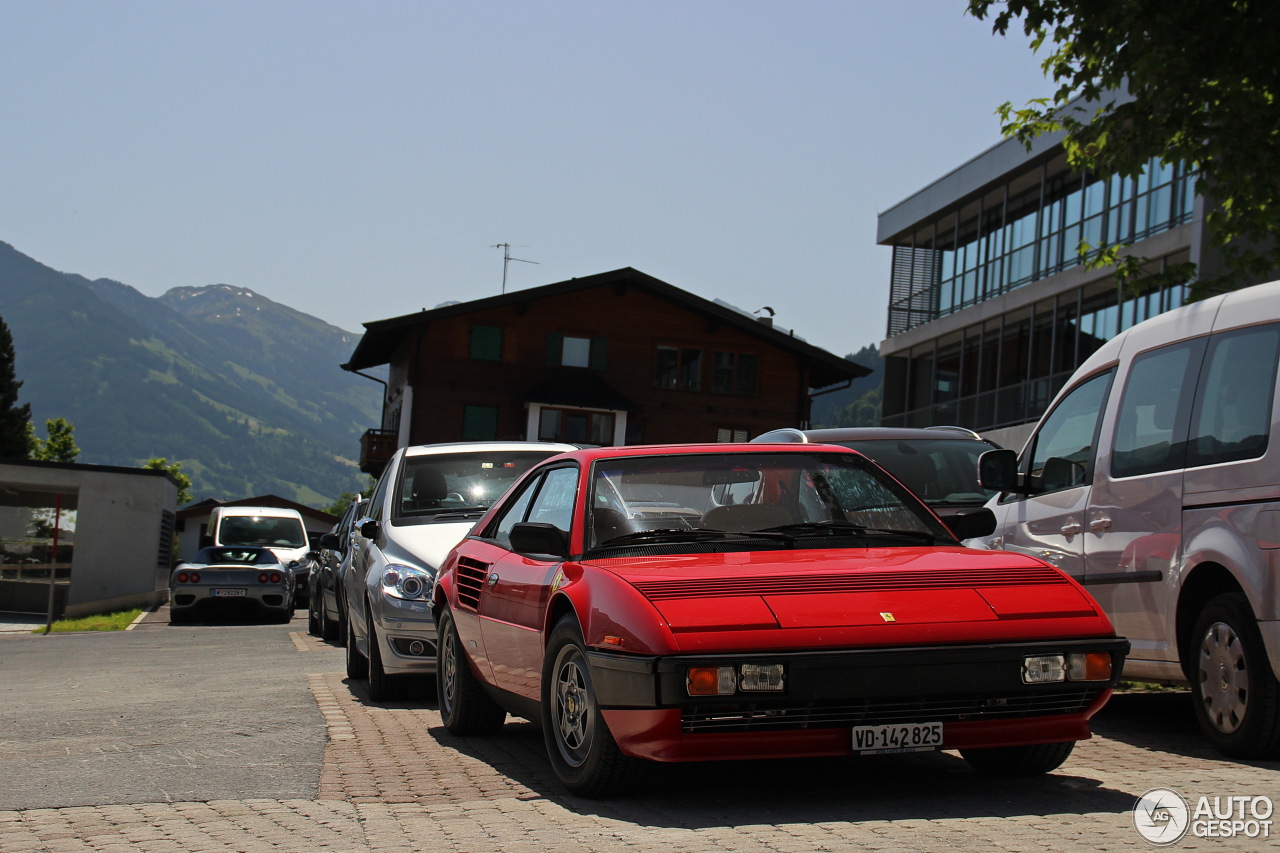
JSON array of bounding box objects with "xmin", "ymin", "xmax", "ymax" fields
[{"xmin": 682, "ymin": 689, "xmax": 1101, "ymax": 733}]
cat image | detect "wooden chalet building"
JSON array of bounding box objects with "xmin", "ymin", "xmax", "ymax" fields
[{"xmin": 343, "ymin": 268, "xmax": 867, "ymax": 475}]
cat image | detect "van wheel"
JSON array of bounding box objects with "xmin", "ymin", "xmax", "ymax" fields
[
  {"xmin": 960, "ymin": 741, "xmax": 1074, "ymax": 775},
  {"xmin": 1190, "ymin": 593, "xmax": 1280, "ymax": 758}
]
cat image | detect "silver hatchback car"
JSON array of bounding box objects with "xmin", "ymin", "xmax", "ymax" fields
[{"xmin": 343, "ymin": 441, "xmax": 577, "ymax": 701}]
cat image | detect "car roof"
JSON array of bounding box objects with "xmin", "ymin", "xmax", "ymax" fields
[
  {"xmin": 751, "ymin": 426, "xmax": 990, "ymax": 444},
  {"xmin": 402, "ymin": 440, "xmax": 580, "ymax": 458},
  {"xmin": 533, "ymin": 442, "xmax": 868, "ymax": 466}
]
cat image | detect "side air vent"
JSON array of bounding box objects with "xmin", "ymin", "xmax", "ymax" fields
[
  {"xmin": 633, "ymin": 565, "xmax": 1066, "ymax": 601},
  {"xmin": 455, "ymin": 556, "xmax": 490, "ymax": 610}
]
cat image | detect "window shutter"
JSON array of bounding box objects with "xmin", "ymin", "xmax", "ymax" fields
[
  {"xmin": 546, "ymin": 332, "xmax": 563, "ymax": 365},
  {"xmin": 590, "ymin": 337, "xmax": 608, "ymax": 370}
]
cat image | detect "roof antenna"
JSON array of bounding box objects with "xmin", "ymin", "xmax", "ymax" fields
[{"xmin": 492, "ymin": 243, "xmax": 539, "ymax": 293}]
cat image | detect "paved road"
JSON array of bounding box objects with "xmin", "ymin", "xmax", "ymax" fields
[{"xmin": 0, "ymin": 608, "xmax": 1276, "ymax": 852}]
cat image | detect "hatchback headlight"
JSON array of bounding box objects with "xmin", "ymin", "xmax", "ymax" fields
[{"xmin": 381, "ymin": 564, "xmax": 433, "ymax": 600}]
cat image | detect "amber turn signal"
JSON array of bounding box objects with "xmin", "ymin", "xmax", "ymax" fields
[{"xmin": 1067, "ymin": 652, "xmax": 1113, "ymax": 681}]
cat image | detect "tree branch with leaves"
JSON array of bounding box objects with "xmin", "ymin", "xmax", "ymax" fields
[{"xmin": 967, "ymin": 0, "xmax": 1280, "ymax": 299}]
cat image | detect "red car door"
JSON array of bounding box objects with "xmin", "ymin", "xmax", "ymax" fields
[{"xmin": 475, "ymin": 465, "xmax": 580, "ymax": 700}]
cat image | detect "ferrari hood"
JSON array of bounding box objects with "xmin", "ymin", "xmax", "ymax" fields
[{"xmin": 587, "ymin": 547, "xmax": 1111, "ymax": 649}]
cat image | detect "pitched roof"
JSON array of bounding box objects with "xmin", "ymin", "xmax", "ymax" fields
[{"xmin": 343, "ymin": 267, "xmax": 868, "ymax": 389}]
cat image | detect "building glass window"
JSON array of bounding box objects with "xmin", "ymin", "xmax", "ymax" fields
[
  {"xmin": 546, "ymin": 333, "xmax": 607, "ymax": 369},
  {"xmin": 539, "ymin": 407, "xmax": 615, "ymax": 445},
  {"xmin": 469, "ymin": 326, "xmax": 503, "ymax": 361},
  {"xmin": 886, "ymin": 157, "xmax": 1196, "ymax": 337},
  {"xmin": 562, "ymin": 336, "xmax": 591, "ymax": 368},
  {"xmin": 711, "ymin": 352, "xmax": 759, "ymax": 395},
  {"xmin": 655, "ymin": 346, "xmax": 702, "ymax": 390}
]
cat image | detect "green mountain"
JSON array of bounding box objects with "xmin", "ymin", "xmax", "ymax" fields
[{"xmin": 0, "ymin": 241, "xmax": 380, "ymax": 506}]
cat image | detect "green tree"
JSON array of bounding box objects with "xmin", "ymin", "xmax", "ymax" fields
[
  {"xmin": 29, "ymin": 417, "xmax": 79, "ymax": 463},
  {"xmin": 324, "ymin": 479, "xmax": 375, "ymax": 517},
  {"xmin": 966, "ymin": 0, "xmax": 1280, "ymax": 298},
  {"xmin": 0, "ymin": 315, "xmax": 31, "ymax": 457},
  {"xmin": 145, "ymin": 457, "xmax": 193, "ymax": 505}
]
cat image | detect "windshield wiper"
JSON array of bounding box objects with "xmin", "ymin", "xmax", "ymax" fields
[
  {"xmin": 760, "ymin": 521, "xmax": 868, "ymax": 535},
  {"xmin": 761, "ymin": 521, "xmax": 936, "ymax": 545},
  {"xmin": 599, "ymin": 527, "xmax": 792, "ymax": 546}
]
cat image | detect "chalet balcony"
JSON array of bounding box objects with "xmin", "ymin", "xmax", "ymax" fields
[{"xmin": 358, "ymin": 428, "xmax": 397, "ymax": 477}]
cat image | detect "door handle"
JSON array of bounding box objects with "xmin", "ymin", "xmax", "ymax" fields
[
  {"xmin": 1089, "ymin": 515, "xmax": 1112, "ymax": 532},
  {"xmin": 1060, "ymin": 521, "xmax": 1082, "ymax": 536}
]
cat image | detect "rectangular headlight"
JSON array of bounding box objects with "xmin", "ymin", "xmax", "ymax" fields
[
  {"xmin": 1023, "ymin": 655, "xmax": 1066, "ymax": 684},
  {"xmin": 739, "ymin": 663, "xmax": 785, "ymax": 692}
]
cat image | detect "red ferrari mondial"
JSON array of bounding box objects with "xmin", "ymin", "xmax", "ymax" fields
[{"xmin": 433, "ymin": 444, "xmax": 1129, "ymax": 797}]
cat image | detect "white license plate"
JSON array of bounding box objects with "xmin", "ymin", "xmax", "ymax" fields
[
  {"xmin": 211, "ymin": 588, "xmax": 247, "ymax": 597},
  {"xmin": 852, "ymin": 722, "xmax": 943, "ymax": 754}
]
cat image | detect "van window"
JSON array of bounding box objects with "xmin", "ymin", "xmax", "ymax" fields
[
  {"xmin": 1111, "ymin": 339, "xmax": 1204, "ymax": 478},
  {"xmin": 219, "ymin": 516, "xmax": 306, "ymax": 548},
  {"xmin": 1025, "ymin": 369, "xmax": 1113, "ymax": 494},
  {"xmin": 1187, "ymin": 324, "xmax": 1280, "ymax": 467}
]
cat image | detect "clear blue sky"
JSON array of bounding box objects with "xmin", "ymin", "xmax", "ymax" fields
[{"xmin": 0, "ymin": 1, "xmax": 1049, "ymax": 358}]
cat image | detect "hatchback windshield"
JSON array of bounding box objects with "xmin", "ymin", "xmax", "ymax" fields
[
  {"xmin": 586, "ymin": 451, "xmax": 950, "ymax": 550},
  {"xmin": 397, "ymin": 451, "xmax": 561, "ymax": 518}
]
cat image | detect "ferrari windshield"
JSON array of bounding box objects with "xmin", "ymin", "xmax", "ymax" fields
[
  {"xmin": 586, "ymin": 450, "xmax": 951, "ymax": 551},
  {"xmin": 397, "ymin": 451, "xmax": 560, "ymax": 518}
]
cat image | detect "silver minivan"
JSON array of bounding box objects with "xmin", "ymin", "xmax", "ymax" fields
[{"xmin": 976, "ymin": 279, "xmax": 1280, "ymax": 759}]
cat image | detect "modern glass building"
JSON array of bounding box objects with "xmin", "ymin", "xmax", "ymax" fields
[{"xmin": 876, "ymin": 127, "xmax": 1212, "ymax": 448}]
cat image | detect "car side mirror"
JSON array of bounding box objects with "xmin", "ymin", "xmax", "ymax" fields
[
  {"xmin": 318, "ymin": 533, "xmax": 341, "ymax": 550},
  {"xmin": 357, "ymin": 517, "xmax": 379, "ymax": 539},
  {"xmin": 943, "ymin": 508, "xmax": 996, "ymax": 541},
  {"xmin": 509, "ymin": 522, "xmax": 569, "ymax": 559},
  {"xmin": 978, "ymin": 449, "xmax": 1022, "ymax": 493}
]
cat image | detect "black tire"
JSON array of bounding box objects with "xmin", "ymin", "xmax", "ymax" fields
[
  {"xmin": 273, "ymin": 607, "xmax": 293, "ymax": 625},
  {"xmin": 541, "ymin": 616, "xmax": 649, "ymax": 797},
  {"xmin": 169, "ymin": 609, "xmax": 188, "ymax": 626},
  {"xmin": 308, "ymin": 597, "xmax": 321, "ymax": 635},
  {"xmin": 320, "ymin": 593, "xmax": 338, "ymax": 643},
  {"xmin": 437, "ymin": 608, "xmax": 506, "ymax": 735},
  {"xmin": 366, "ymin": 621, "xmax": 401, "ymax": 702},
  {"xmin": 1190, "ymin": 592, "xmax": 1280, "ymax": 758},
  {"xmin": 960, "ymin": 741, "xmax": 1075, "ymax": 776},
  {"xmin": 346, "ymin": 613, "xmax": 368, "ymax": 680},
  {"xmin": 335, "ymin": 583, "xmax": 349, "ymax": 647}
]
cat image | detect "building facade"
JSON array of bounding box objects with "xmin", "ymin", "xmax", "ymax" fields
[
  {"xmin": 876, "ymin": 128, "xmax": 1212, "ymax": 449},
  {"xmin": 344, "ymin": 268, "xmax": 867, "ymax": 475},
  {"xmin": 0, "ymin": 459, "xmax": 178, "ymax": 620}
]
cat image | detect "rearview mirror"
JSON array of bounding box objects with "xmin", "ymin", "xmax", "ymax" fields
[
  {"xmin": 978, "ymin": 449, "xmax": 1021, "ymax": 492},
  {"xmin": 509, "ymin": 522, "xmax": 569, "ymax": 559},
  {"xmin": 943, "ymin": 508, "xmax": 996, "ymax": 541},
  {"xmin": 357, "ymin": 517, "xmax": 379, "ymax": 539}
]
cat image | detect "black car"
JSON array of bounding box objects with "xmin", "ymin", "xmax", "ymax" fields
[
  {"xmin": 307, "ymin": 497, "xmax": 364, "ymax": 643},
  {"xmin": 751, "ymin": 426, "xmax": 1001, "ymax": 517}
]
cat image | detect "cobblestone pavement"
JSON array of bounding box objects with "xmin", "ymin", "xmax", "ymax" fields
[{"xmin": 1, "ymin": 623, "xmax": 1277, "ymax": 852}]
